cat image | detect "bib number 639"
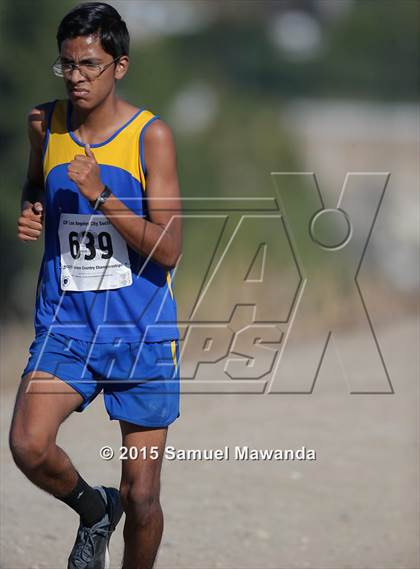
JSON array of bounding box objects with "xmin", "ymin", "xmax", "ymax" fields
[{"xmin": 69, "ymin": 230, "xmax": 113, "ymax": 260}]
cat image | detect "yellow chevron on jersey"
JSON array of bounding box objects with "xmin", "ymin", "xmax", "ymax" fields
[{"xmin": 43, "ymin": 99, "xmax": 156, "ymax": 189}]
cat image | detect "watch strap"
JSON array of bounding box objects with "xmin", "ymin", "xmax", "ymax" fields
[{"xmin": 91, "ymin": 185, "xmax": 112, "ymax": 210}]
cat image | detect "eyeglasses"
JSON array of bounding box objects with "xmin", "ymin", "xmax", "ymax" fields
[{"xmin": 52, "ymin": 57, "xmax": 120, "ymax": 80}]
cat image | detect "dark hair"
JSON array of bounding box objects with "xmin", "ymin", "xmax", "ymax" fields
[{"xmin": 57, "ymin": 2, "xmax": 129, "ymax": 58}]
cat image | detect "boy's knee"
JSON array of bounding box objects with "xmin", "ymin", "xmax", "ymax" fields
[
  {"xmin": 9, "ymin": 427, "xmax": 51, "ymax": 472},
  {"xmin": 119, "ymin": 484, "xmax": 161, "ymax": 526}
]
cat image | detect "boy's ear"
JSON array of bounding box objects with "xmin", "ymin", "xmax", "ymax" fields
[{"xmin": 115, "ymin": 56, "xmax": 129, "ymax": 80}]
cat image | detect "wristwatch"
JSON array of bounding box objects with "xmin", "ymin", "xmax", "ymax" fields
[{"xmin": 90, "ymin": 185, "xmax": 112, "ymax": 210}]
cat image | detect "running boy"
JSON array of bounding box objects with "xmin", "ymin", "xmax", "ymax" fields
[{"xmin": 9, "ymin": 3, "xmax": 182, "ymax": 568}]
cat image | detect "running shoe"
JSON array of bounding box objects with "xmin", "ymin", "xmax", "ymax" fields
[{"xmin": 67, "ymin": 485, "xmax": 124, "ymax": 569}]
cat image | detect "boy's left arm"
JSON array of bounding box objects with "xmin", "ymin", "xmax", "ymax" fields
[{"xmin": 67, "ymin": 119, "xmax": 182, "ymax": 270}]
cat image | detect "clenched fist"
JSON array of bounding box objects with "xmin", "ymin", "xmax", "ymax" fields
[
  {"xmin": 67, "ymin": 143, "xmax": 104, "ymax": 203},
  {"xmin": 18, "ymin": 201, "xmax": 44, "ymax": 241}
]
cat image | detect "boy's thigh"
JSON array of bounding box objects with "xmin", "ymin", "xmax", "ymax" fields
[
  {"xmin": 119, "ymin": 421, "xmax": 168, "ymax": 491},
  {"xmin": 10, "ymin": 371, "xmax": 85, "ymax": 442}
]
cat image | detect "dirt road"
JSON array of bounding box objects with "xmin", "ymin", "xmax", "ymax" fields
[{"xmin": 1, "ymin": 317, "xmax": 418, "ymax": 569}]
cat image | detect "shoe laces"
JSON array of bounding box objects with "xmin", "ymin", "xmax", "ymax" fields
[{"xmin": 74, "ymin": 523, "xmax": 110, "ymax": 563}]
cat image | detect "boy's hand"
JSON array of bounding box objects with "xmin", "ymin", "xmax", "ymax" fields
[
  {"xmin": 67, "ymin": 144, "xmax": 104, "ymax": 203},
  {"xmin": 18, "ymin": 201, "xmax": 44, "ymax": 241}
]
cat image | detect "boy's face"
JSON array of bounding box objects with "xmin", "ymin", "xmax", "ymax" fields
[{"xmin": 60, "ymin": 34, "xmax": 128, "ymax": 109}]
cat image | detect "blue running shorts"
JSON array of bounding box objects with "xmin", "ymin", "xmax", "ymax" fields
[{"xmin": 21, "ymin": 331, "xmax": 180, "ymax": 428}]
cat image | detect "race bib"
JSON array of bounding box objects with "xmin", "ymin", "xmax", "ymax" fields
[{"xmin": 58, "ymin": 213, "xmax": 132, "ymax": 291}]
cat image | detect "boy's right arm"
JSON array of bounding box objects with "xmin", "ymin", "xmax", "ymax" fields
[{"xmin": 17, "ymin": 104, "xmax": 50, "ymax": 242}]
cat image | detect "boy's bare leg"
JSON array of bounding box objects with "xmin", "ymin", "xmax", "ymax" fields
[
  {"xmin": 9, "ymin": 371, "xmax": 84, "ymax": 497},
  {"xmin": 119, "ymin": 421, "xmax": 168, "ymax": 569}
]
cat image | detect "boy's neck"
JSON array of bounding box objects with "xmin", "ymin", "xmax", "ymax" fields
[{"xmin": 69, "ymin": 93, "xmax": 120, "ymax": 139}]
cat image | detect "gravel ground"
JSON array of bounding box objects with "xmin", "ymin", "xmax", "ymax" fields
[{"xmin": 1, "ymin": 317, "xmax": 418, "ymax": 569}]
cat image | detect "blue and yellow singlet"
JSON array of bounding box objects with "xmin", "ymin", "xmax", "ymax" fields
[{"xmin": 35, "ymin": 99, "xmax": 179, "ymax": 343}]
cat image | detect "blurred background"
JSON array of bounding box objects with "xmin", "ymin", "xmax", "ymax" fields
[{"xmin": 0, "ymin": 1, "xmax": 418, "ymax": 568}]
